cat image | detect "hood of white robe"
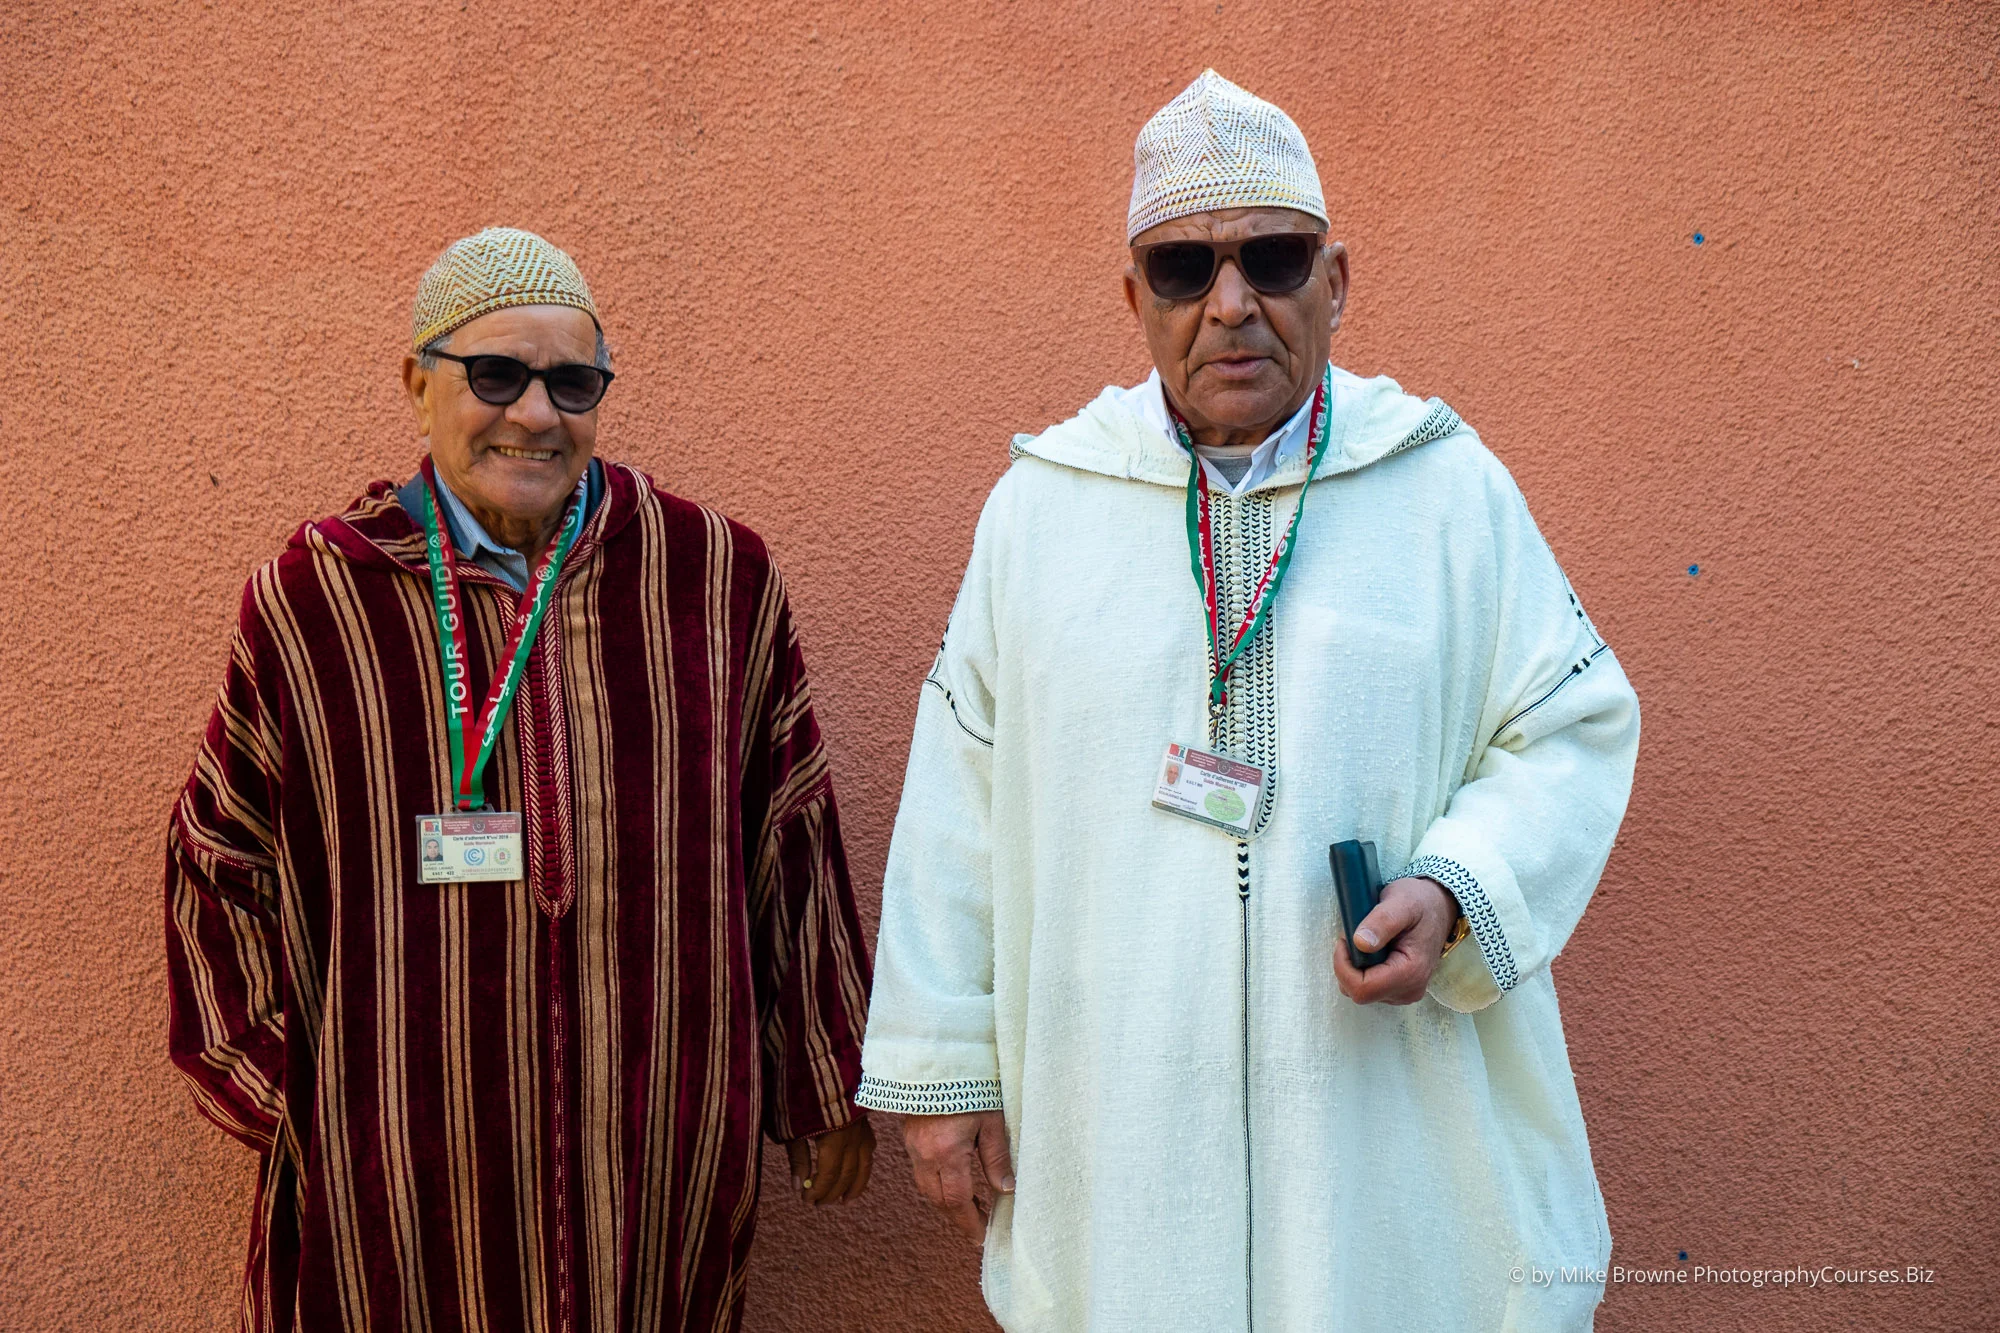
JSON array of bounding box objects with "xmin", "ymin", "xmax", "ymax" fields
[{"xmin": 1010, "ymin": 364, "xmax": 1464, "ymax": 492}]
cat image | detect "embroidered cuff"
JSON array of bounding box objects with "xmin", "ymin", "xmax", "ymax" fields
[
  {"xmin": 1399, "ymin": 855, "xmax": 1519, "ymax": 992},
  {"xmin": 853, "ymin": 1074, "xmax": 1004, "ymax": 1116}
]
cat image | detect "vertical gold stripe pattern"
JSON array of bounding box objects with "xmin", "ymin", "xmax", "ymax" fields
[{"xmin": 165, "ymin": 470, "xmax": 869, "ymax": 1332}]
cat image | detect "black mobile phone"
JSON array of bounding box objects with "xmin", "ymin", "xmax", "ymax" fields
[{"xmin": 1329, "ymin": 839, "xmax": 1390, "ymax": 969}]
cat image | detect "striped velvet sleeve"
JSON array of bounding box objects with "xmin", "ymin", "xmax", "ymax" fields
[
  {"xmin": 164, "ymin": 596, "xmax": 288, "ymax": 1153},
  {"xmin": 744, "ymin": 574, "xmax": 872, "ymax": 1144}
]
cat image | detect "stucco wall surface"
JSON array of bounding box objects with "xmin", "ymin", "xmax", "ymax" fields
[{"xmin": 3, "ymin": 2, "xmax": 1995, "ymax": 1329}]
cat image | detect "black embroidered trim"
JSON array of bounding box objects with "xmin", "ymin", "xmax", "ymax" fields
[
  {"xmin": 1495, "ymin": 643, "xmax": 1611, "ymax": 736},
  {"xmin": 1399, "ymin": 854, "xmax": 1518, "ymax": 992},
  {"xmin": 1210, "ymin": 491, "xmax": 1281, "ymax": 837},
  {"xmin": 925, "ymin": 676, "xmax": 995, "ymax": 748},
  {"xmin": 853, "ymin": 1075, "xmax": 1004, "ymax": 1115},
  {"xmin": 1562, "ymin": 573, "xmax": 1607, "ymax": 651},
  {"xmin": 1380, "ymin": 400, "xmax": 1464, "ymax": 461},
  {"xmin": 924, "ymin": 625, "xmax": 995, "ymax": 748},
  {"xmin": 1495, "ymin": 573, "xmax": 1613, "ymax": 735}
]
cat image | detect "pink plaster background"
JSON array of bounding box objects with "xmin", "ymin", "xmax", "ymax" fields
[{"xmin": 2, "ymin": 2, "xmax": 1995, "ymax": 1329}]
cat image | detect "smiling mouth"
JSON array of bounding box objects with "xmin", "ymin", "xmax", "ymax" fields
[{"xmin": 492, "ymin": 445, "xmax": 561, "ymax": 462}]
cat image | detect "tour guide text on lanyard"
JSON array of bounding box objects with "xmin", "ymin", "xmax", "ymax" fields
[
  {"xmin": 417, "ymin": 456, "xmax": 587, "ymax": 812},
  {"xmin": 1166, "ymin": 364, "xmax": 1334, "ymax": 727}
]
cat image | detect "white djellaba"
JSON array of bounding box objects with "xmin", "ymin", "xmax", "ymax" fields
[{"xmin": 858, "ymin": 71, "xmax": 1640, "ymax": 1333}]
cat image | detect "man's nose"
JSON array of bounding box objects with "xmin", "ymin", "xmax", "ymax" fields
[
  {"xmin": 1206, "ymin": 258, "xmax": 1259, "ymax": 325},
  {"xmin": 506, "ymin": 374, "xmax": 562, "ymax": 431}
]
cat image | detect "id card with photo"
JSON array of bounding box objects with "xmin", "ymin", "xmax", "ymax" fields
[
  {"xmin": 416, "ymin": 813, "xmax": 525, "ymax": 884},
  {"xmin": 1151, "ymin": 742, "xmax": 1265, "ymax": 837}
]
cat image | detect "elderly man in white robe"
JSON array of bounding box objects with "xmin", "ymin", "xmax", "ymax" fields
[{"xmin": 856, "ymin": 70, "xmax": 1641, "ymax": 1332}]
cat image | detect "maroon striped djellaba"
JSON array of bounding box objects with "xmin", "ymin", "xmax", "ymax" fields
[{"xmin": 165, "ymin": 461, "xmax": 872, "ymax": 1333}]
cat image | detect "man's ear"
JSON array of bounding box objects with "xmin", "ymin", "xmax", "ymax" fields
[
  {"xmin": 1122, "ymin": 265, "xmax": 1144, "ymax": 321},
  {"xmin": 1324, "ymin": 240, "xmax": 1350, "ymax": 335},
  {"xmin": 401, "ymin": 353, "xmax": 434, "ymax": 437}
]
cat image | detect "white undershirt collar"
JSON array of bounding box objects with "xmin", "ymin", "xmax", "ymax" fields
[{"xmin": 1113, "ymin": 369, "xmax": 1321, "ymax": 496}]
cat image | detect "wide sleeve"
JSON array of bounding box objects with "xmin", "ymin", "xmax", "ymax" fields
[
  {"xmin": 165, "ymin": 592, "xmax": 289, "ymax": 1152},
  {"xmin": 1406, "ymin": 469, "xmax": 1641, "ymax": 1015},
  {"xmin": 743, "ymin": 567, "xmax": 873, "ymax": 1144},
  {"xmin": 853, "ymin": 500, "xmax": 1005, "ymax": 1117}
]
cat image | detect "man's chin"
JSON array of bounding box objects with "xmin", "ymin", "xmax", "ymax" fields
[
  {"xmin": 459, "ymin": 466, "xmax": 582, "ymax": 528},
  {"xmin": 1184, "ymin": 383, "xmax": 1293, "ymax": 434}
]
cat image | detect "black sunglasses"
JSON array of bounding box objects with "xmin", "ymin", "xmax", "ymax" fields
[
  {"xmin": 429, "ymin": 351, "xmax": 614, "ymax": 414},
  {"xmin": 1131, "ymin": 231, "xmax": 1325, "ymax": 303}
]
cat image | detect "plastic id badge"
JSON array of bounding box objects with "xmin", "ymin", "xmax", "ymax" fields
[
  {"xmin": 1152, "ymin": 742, "xmax": 1265, "ymax": 837},
  {"xmin": 416, "ymin": 812, "xmax": 525, "ymax": 884}
]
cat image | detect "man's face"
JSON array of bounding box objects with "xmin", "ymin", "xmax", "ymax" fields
[
  {"xmin": 402, "ymin": 304, "xmax": 600, "ymax": 530},
  {"xmin": 1123, "ymin": 207, "xmax": 1348, "ymax": 445}
]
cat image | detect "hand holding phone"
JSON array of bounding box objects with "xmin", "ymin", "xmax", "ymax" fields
[{"xmin": 1329, "ymin": 839, "xmax": 1390, "ymax": 970}]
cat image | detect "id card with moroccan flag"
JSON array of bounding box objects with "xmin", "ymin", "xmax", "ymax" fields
[
  {"xmin": 416, "ymin": 813, "xmax": 525, "ymax": 884},
  {"xmin": 1152, "ymin": 742, "xmax": 1265, "ymax": 837}
]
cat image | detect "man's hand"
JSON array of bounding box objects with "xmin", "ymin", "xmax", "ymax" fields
[
  {"xmin": 900, "ymin": 1110, "xmax": 1014, "ymax": 1244},
  {"xmin": 785, "ymin": 1115, "xmax": 875, "ymax": 1207},
  {"xmin": 1333, "ymin": 875, "xmax": 1460, "ymax": 1005}
]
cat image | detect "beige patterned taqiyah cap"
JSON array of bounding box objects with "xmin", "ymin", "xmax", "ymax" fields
[
  {"xmin": 410, "ymin": 227, "xmax": 598, "ymax": 351},
  {"xmin": 1127, "ymin": 70, "xmax": 1328, "ymax": 241}
]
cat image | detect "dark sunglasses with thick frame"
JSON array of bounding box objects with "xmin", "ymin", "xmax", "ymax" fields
[
  {"xmin": 428, "ymin": 350, "xmax": 615, "ymax": 414},
  {"xmin": 1131, "ymin": 231, "xmax": 1327, "ymax": 303}
]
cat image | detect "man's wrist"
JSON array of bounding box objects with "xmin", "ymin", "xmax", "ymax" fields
[{"xmin": 1416, "ymin": 876, "xmax": 1468, "ymax": 956}]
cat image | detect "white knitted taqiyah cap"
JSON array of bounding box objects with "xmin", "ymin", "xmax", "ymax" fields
[{"xmin": 1127, "ymin": 70, "xmax": 1328, "ymax": 241}]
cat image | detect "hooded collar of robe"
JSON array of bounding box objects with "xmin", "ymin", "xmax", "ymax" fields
[
  {"xmin": 319, "ymin": 460, "xmax": 621, "ymax": 588},
  {"xmin": 166, "ymin": 459, "xmax": 872, "ymax": 1333},
  {"xmin": 856, "ymin": 366, "xmax": 1640, "ymax": 1331},
  {"xmin": 1011, "ymin": 364, "xmax": 1459, "ymax": 491}
]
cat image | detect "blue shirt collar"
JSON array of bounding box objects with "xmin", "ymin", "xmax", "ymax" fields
[
  {"xmin": 430, "ymin": 469, "xmax": 525, "ymax": 571},
  {"xmin": 396, "ymin": 459, "xmax": 603, "ymax": 593}
]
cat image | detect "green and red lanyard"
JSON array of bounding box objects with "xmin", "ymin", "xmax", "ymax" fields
[
  {"xmin": 1167, "ymin": 365, "xmax": 1334, "ymax": 725},
  {"xmin": 418, "ymin": 456, "xmax": 586, "ymax": 812}
]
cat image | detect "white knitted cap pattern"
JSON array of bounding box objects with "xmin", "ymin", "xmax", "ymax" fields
[{"xmin": 1127, "ymin": 70, "xmax": 1328, "ymax": 241}]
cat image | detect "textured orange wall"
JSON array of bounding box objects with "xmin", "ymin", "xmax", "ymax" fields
[{"xmin": 3, "ymin": 2, "xmax": 1995, "ymax": 1329}]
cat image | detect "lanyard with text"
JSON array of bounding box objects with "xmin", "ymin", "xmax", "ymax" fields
[
  {"xmin": 418, "ymin": 456, "xmax": 586, "ymax": 812},
  {"xmin": 1167, "ymin": 365, "xmax": 1334, "ymax": 725}
]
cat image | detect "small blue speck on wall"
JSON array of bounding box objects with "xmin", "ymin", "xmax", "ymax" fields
[
  {"xmin": 1688, "ymin": 564, "xmax": 1700, "ymax": 576},
  {"xmin": 1692, "ymin": 233, "xmax": 1705, "ymax": 245},
  {"xmin": 1678, "ymin": 1251, "xmax": 1689, "ymax": 1262}
]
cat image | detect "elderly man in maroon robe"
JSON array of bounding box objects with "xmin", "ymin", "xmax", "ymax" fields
[{"xmin": 165, "ymin": 227, "xmax": 874, "ymax": 1332}]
